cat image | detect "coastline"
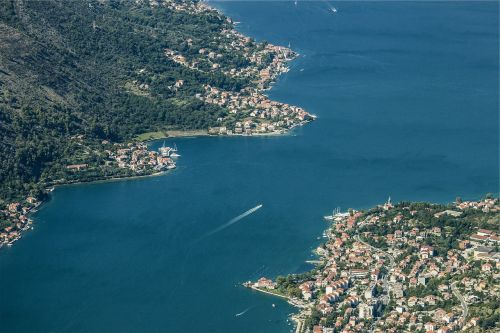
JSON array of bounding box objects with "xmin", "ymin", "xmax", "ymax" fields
[
  {"xmin": 49, "ymin": 170, "xmax": 167, "ymax": 188},
  {"xmin": 1, "ymin": 2, "xmax": 498, "ymax": 332},
  {"xmin": 0, "ymin": 170, "xmax": 168, "ymax": 249},
  {"xmin": 0, "ymin": 2, "xmax": 312, "ymax": 250},
  {"xmin": 137, "ymin": 130, "xmax": 211, "ymax": 142},
  {"xmin": 245, "ymin": 284, "xmax": 308, "ymax": 333},
  {"xmin": 142, "ymin": 120, "xmax": 310, "ymax": 143}
]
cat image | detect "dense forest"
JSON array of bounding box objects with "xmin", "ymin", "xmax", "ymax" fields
[{"xmin": 0, "ymin": 0, "xmax": 252, "ymax": 203}]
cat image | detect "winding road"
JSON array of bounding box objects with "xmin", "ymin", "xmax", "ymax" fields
[
  {"xmin": 451, "ymin": 281, "xmax": 468, "ymax": 327},
  {"xmin": 355, "ymin": 235, "xmax": 396, "ymax": 332}
]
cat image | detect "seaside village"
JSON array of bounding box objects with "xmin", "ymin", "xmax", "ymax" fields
[
  {"xmin": 63, "ymin": 138, "xmax": 179, "ymax": 176},
  {"xmin": 104, "ymin": 141, "xmax": 178, "ymax": 173},
  {"xmin": 162, "ymin": 0, "xmax": 315, "ymax": 136},
  {"xmin": 246, "ymin": 198, "xmax": 500, "ymax": 333},
  {"xmin": 0, "ymin": 197, "xmax": 39, "ymax": 247}
]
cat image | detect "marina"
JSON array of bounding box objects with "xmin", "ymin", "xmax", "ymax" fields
[{"xmin": 323, "ymin": 207, "xmax": 350, "ymax": 221}]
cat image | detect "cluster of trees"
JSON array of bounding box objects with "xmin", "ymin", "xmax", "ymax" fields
[
  {"xmin": 473, "ymin": 301, "xmax": 500, "ymax": 330},
  {"xmin": 0, "ymin": 0, "xmax": 260, "ymax": 203},
  {"xmin": 274, "ymin": 271, "xmax": 316, "ymax": 298}
]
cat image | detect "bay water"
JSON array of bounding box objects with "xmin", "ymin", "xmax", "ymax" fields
[{"xmin": 1, "ymin": 1, "xmax": 498, "ymax": 332}]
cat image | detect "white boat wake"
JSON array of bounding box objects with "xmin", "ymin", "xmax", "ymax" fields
[
  {"xmin": 196, "ymin": 204, "xmax": 263, "ymax": 242},
  {"xmin": 235, "ymin": 307, "xmax": 253, "ymax": 317}
]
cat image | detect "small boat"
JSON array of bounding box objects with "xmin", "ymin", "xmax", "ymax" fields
[
  {"xmin": 166, "ymin": 164, "xmax": 176, "ymax": 170},
  {"xmin": 272, "ymin": 304, "xmax": 276, "ymax": 308},
  {"xmin": 331, "ymin": 7, "xmax": 337, "ymax": 13},
  {"xmin": 170, "ymin": 152, "xmax": 181, "ymax": 158},
  {"xmin": 324, "ymin": 207, "xmax": 344, "ymax": 220},
  {"xmin": 159, "ymin": 141, "xmax": 172, "ymax": 157}
]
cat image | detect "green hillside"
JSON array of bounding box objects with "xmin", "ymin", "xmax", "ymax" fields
[{"xmin": 0, "ymin": 0, "xmax": 259, "ymax": 202}]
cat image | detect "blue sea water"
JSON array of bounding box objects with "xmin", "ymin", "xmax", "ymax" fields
[{"xmin": 0, "ymin": 2, "xmax": 498, "ymax": 332}]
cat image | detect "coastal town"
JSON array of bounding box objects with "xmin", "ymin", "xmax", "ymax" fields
[
  {"xmin": 203, "ymin": 84, "xmax": 313, "ymax": 136},
  {"xmin": 162, "ymin": 0, "xmax": 315, "ymax": 135},
  {"xmin": 245, "ymin": 197, "xmax": 500, "ymax": 333}
]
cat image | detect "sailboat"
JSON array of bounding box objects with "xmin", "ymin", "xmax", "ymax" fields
[
  {"xmin": 159, "ymin": 141, "xmax": 171, "ymax": 157},
  {"xmin": 324, "ymin": 207, "xmax": 340, "ymax": 220},
  {"xmin": 324, "ymin": 207, "xmax": 348, "ymax": 220},
  {"xmin": 170, "ymin": 143, "xmax": 181, "ymax": 158}
]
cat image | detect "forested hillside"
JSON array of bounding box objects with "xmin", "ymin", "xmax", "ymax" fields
[{"xmin": 0, "ymin": 0, "xmax": 253, "ymax": 202}]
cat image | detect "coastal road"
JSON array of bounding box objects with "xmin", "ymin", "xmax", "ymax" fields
[
  {"xmin": 354, "ymin": 235, "xmax": 396, "ymax": 283},
  {"xmin": 451, "ymin": 281, "xmax": 468, "ymax": 326},
  {"xmin": 354, "ymin": 235, "xmax": 395, "ymax": 269}
]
